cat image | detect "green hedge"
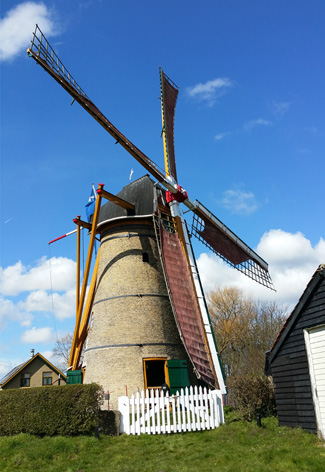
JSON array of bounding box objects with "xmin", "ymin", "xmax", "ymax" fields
[{"xmin": 0, "ymin": 383, "xmax": 104, "ymax": 436}]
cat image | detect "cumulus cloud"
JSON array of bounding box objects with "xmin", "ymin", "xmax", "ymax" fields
[
  {"xmin": 243, "ymin": 118, "xmax": 272, "ymax": 132},
  {"xmin": 186, "ymin": 78, "xmax": 233, "ymax": 105},
  {"xmin": 22, "ymin": 288, "xmax": 75, "ymax": 320},
  {"xmin": 0, "ymin": 295, "xmax": 33, "ymax": 330},
  {"xmin": 0, "ymin": 2, "xmax": 59, "ymax": 62},
  {"xmin": 197, "ymin": 230, "xmax": 325, "ymax": 310},
  {"xmin": 0, "ymin": 257, "xmax": 76, "ymax": 331},
  {"xmin": 21, "ymin": 326, "xmax": 53, "ymax": 344},
  {"xmin": 0, "ymin": 257, "xmax": 76, "ymax": 296},
  {"xmin": 220, "ymin": 189, "xmax": 258, "ymax": 215}
]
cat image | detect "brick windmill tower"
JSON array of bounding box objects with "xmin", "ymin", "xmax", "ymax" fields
[{"xmin": 28, "ymin": 26, "xmax": 274, "ymax": 409}]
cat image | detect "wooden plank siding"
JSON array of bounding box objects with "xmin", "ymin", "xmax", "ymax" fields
[{"xmin": 268, "ymin": 267, "xmax": 325, "ymax": 435}]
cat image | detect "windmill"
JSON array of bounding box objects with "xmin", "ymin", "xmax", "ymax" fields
[{"xmin": 28, "ymin": 25, "xmax": 274, "ymax": 409}]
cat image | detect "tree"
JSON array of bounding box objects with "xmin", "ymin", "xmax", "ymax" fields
[
  {"xmin": 208, "ymin": 287, "xmax": 287, "ymax": 377},
  {"xmin": 52, "ymin": 333, "xmax": 73, "ymax": 371}
]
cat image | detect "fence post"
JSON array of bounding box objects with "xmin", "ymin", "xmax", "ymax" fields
[
  {"xmin": 118, "ymin": 396, "xmax": 130, "ymax": 434},
  {"xmin": 216, "ymin": 390, "xmax": 225, "ymax": 424}
]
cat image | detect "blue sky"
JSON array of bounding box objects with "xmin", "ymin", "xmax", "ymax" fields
[{"xmin": 0, "ymin": 0, "xmax": 324, "ymax": 377}]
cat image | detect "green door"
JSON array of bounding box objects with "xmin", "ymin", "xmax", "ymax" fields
[
  {"xmin": 167, "ymin": 360, "xmax": 190, "ymax": 395},
  {"xmin": 66, "ymin": 370, "xmax": 83, "ymax": 384}
]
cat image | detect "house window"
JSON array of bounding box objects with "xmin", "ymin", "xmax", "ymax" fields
[
  {"xmin": 42, "ymin": 372, "xmax": 52, "ymax": 386},
  {"xmin": 143, "ymin": 358, "xmax": 169, "ymax": 391},
  {"xmin": 20, "ymin": 373, "xmax": 30, "ymax": 387}
]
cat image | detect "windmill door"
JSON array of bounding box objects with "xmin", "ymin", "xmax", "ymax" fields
[
  {"xmin": 167, "ymin": 360, "xmax": 190, "ymax": 395},
  {"xmin": 304, "ymin": 325, "xmax": 325, "ymax": 440}
]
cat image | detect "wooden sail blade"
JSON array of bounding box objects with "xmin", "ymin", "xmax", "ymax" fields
[
  {"xmin": 27, "ymin": 25, "xmax": 168, "ymax": 186},
  {"xmin": 191, "ymin": 201, "xmax": 275, "ymax": 290},
  {"xmin": 157, "ymin": 218, "xmax": 218, "ymax": 388},
  {"xmin": 160, "ymin": 68, "xmax": 179, "ymax": 182}
]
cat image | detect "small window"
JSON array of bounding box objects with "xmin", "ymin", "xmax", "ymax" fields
[
  {"xmin": 20, "ymin": 373, "xmax": 30, "ymax": 387},
  {"xmin": 142, "ymin": 252, "xmax": 149, "ymax": 263},
  {"xmin": 42, "ymin": 372, "xmax": 52, "ymax": 386}
]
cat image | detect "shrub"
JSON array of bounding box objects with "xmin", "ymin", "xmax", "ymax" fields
[
  {"xmin": 0, "ymin": 383, "xmax": 104, "ymax": 436},
  {"xmin": 227, "ymin": 375, "xmax": 276, "ymax": 421}
]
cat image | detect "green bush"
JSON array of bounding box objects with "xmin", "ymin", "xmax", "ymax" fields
[
  {"xmin": 0, "ymin": 383, "xmax": 104, "ymax": 436},
  {"xmin": 227, "ymin": 375, "xmax": 277, "ymax": 421}
]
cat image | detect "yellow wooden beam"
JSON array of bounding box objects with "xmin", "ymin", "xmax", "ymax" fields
[
  {"xmin": 71, "ymin": 245, "xmax": 101, "ymax": 369},
  {"xmin": 69, "ymin": 184, "xmax": 103, "ymax": 368}
]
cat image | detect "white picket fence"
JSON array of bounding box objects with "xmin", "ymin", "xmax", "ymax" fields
[{"xmin": 118, "ymin": 386, "xmax": 224, "ymax": 435}]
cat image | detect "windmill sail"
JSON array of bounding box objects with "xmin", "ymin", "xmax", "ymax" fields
[
  {"xmin": 160, "ymin": 68, "xmax": 179, "ymax": 182},
  {"xmin": 156, "ymin": 217, "xmax": 218, "ymax": 388},
  {"xmin": 191, "ymin": 201, "xmax": 274, "ymax": 289},
  {"xmin": 28, "ymin": 25, "xmax": 274, "ymax": 291},
  {"xmin": 27, "ymin": 25, "xmax": 167, "ymax": 186}
]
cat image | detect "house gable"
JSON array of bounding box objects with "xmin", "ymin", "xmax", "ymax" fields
[
  {"xmin": 0, "ymin": 353, "xmax": 66, "ymax": 389},
  {"xmin": 267, "ymin": 265, "xmax": 325, "ymax": 434}
]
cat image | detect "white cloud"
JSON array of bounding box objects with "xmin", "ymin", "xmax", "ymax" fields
[
  {"xmin": 0, "ymin": 295, "xmax": 33, "ymax": 330},
  {"xmin": 0, "ymin": 2, "xmax": 59, "ymax": 62},
  {"xmin": 215, "ymin": 132, "xmax": 230, "ymax": 141},
  {"xmin": 186, "ymin": 78, "xmax": 233, "ymax": 105},
  {"xmin": 0, "ymin": 257, "xmax": 76, "ymax": 331},
  {"xmin": 21, "ymin": 326, "xmax": 53, "ymax": 344},
  {"xmin": 0, "ymin": 257, "xmax": 76, "ymax": 296},
  {"xmin": 220, "ymin": 189, "xmax": 258, "ymax": 215},
  {"xmin": 22, "ymin": 288, "xmax": 75, "ymax": 320},
  {"xmin": 197, "ymin": 230, "xmax": 325, "ymax": 310},
  {"xmin": 270, "ymin": 100, "xmax": 291, "ymax": 116},
  {"xmin": 243, "ymin": 118, "xmax": 272, "ymax": 132}
]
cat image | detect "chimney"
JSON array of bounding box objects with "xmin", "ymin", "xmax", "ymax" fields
[{"xmin": 31, "ymin": 349, "xmax": 35, "ymax": 358}]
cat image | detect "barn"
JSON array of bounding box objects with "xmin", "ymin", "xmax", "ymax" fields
[{"xmin": 265, "ymin": 264, "xmax": 325, "ymax": 440}]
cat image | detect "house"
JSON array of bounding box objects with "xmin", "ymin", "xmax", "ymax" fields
[
  {"xmin": 265, "ymin": 264, "xmax": 325, "ymax": 440},
  {"xmin": 0, "ymin": 350, "xmax": 66, "ymax": 390}
]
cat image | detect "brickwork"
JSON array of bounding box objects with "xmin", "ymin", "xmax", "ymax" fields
[{"xmin": 83, "ymin": 219, "xmax": 193, "ymax": 409}]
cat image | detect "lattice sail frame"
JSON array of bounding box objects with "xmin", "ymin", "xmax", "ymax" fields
[
  {"xmin": 27, "ymin": 25, "xmax": 167, "ymax": 185},
  {"xmin": 191, "ymin": 211, "xmax": 275, "ymax": 290},
  {"xmin": 29, "ymin": 25, "xmax": 89, "ymax": 100}
]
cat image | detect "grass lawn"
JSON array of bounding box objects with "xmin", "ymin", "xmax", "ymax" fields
[{"xmin": 0, "ymin": 411, "xmax": 324, "ymax": 472}]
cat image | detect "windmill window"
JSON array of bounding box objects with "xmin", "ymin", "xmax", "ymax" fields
[
  {"xmin": 142, "ymin": 252, "xmax": 149, "ymax": 263},
  {"xmin": 20, "ymin": 373, "xmax": 30, "ymax": 387},
  {"xmin": 143, "ymin": 358, "xmax": 169, "ymax": 391}
]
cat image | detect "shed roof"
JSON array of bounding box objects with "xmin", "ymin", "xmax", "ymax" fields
[
  {"xmin": 0, "ymin": 353, "xmax": 67, "ymax": 388},
  {"xmin": 267, "ymin": 264, "xmax": 325, "ymax": 364}
]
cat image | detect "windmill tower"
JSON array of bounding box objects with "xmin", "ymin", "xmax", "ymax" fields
[{"xmin": 28, "ymin": 26, "xmax": 274, "ymax": 409}]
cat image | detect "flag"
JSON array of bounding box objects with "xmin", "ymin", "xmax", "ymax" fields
[{"xmin": 85, "ymin": 184, "xmax": 97, "ymax": 222}]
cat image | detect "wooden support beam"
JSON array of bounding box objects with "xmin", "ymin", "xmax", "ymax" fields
[
  {"xmin": 69, "ymin": 184, "xmax": 103, "ymax": 369},
  {"xmin": 97, "ymin": 188, "xmax": 135, "ymax": 211},
  {"xmin": 73, "ymin": 218, "xmax": 92, "ymax": 230}
]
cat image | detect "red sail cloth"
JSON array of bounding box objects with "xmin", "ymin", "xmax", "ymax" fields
[{"xmin": 159, "ymin": 223, "xmax": 217, "ymax": 388}]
